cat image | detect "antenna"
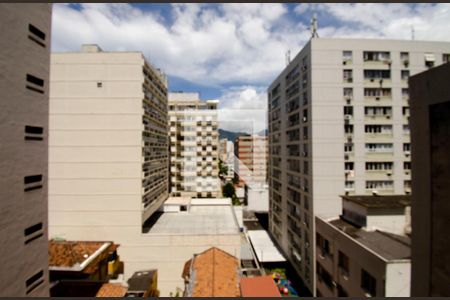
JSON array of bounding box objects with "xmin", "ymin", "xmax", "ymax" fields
[
  {"xmin": 310, "ymin": 13, "xmax": 319, "ymax": 38},
  {"xmin": 285, "ymin": 50, "xmax": 291, "ymax": 66}
]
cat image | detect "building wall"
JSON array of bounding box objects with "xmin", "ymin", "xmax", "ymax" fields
[
  {"xmin": 315, "ymin": 217, "xmax": 410, "ymax": 297},
  {"xmin": 267, "ymin": 38, "xmax": 450, "ymax": 295},
  {"xmin": 168, "ymin": 93, "xmax": 220, "ymax": 198},
  {"xmin": 410, "ymin": 62, "xmax": 450, "ymax": 296},
  {"xmin": 235, "ymin": 135, "xmax": 268, "ymax": 186},
  {"xmin": 0, "ymin": 4, "xmax": 52, "ymax": 296},
  {"xmin": 245, "ymin": 185, "xmax": 269, "ymax": 212},
  {"xmin": 385, "ymin": 261, "xmax": 411, "ymax": 296}
]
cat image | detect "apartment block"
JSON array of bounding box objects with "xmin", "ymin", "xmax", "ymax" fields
[
  {"xmin": 169, "ymin": 92, "xmax": 220, "ymax": 198},
  {"xmin": 234, "ymin": 135, "xmax": 268, "ymax": 186},
  {"xmin": 0, "ymin": 4, "xmax": 52, "ymax": 296},
  {"xmin": 219, "ymin": 138, "xmax": 235, "ymax": 180},
  {"xmin": 316, "ymin": 195, "xmax": 411, "ymax": 297},
  {"xmin": 267, "ymin": 38, "xmax": 450, "ymax": 294},
  {"xmin": 409, "ymin": 62, "xmax": 450, "ymax": 296}
]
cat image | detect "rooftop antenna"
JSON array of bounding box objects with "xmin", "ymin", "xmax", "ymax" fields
[
  {"xmin": 411, "ymin": 25, "xmax": 415, "ymax": 40},
  {"xmin": 310, "ymin": 13, "xmax": 319, "ymax": 39},
  {"xmin": 285, "ymin": 50, "xmax": 291, "ymax": 66}
]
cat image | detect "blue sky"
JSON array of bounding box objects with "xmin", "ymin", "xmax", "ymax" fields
[{"xmin": 52, "ymin": 3, "xmax": 450, "ymax": 132}]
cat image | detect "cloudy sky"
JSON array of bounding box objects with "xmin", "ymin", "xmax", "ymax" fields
[{"xmin": 51, "ymin": 3, "xmax": 450, "ymax": 133}]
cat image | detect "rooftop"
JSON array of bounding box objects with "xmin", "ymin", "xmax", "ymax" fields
[
  {"xmin": 329, "ymin": 218, "xmax": 411, "ymax": 260},
  {"xmin": 182, "ymin": 247, "xmax": 240, "ymax": 297},
  {"xmin": 95, "ymin": 283, "xmax": 128, "ymax": 297},
  {"xmin": 341, "ymin": 195, "xmax": 411, "ymax": 209},
  {"xmin": 247, "ymin": 230, "xmax": 286, "ymax": 263},
  {"xmin": 127, "ymin": 270, "xmax": 157, "ymax": 292},
  {"xmin": 48, "ymin": 240, "xmax": 118, "ymax": 272},
  {"xmin": 143, "ymin": 199, "xmax": 239, "ymax": 235},
  {"xmin": 240, "ymin": 276, "xmax": 281, "ymax": 297}
]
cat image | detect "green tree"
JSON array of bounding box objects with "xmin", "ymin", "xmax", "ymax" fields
[
  {"xmin": 222, "ymin": 182, "xmax": 235, "ymax": 198},
  {"xmin": 218, "ymin": 160, "xmax": 228, "ymax": 178}
]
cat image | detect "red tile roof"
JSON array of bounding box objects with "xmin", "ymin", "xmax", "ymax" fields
[
  {"xmin": 95, "ymin": 283, "xmax": 128, "ymax": 297},
  {"xmin": 183, "ymin": 247, "xmax": 240, "ymax": 297},
  {"xmin": 240, "ymin": 276, "xmax": 281, "ymax": 297}
]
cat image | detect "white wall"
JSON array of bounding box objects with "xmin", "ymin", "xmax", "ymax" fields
[{"xmin": 385, "ymin": 261, "xmax": 411, "ymax": 296}]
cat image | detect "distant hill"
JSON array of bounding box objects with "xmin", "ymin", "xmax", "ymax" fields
[
  {"xmin": 257, "ymin": 129, "xmax": 268, "ymax": 136},
  {"xmin": 218, "ymin": 129, "xmax": 249, "ymax": 142}
]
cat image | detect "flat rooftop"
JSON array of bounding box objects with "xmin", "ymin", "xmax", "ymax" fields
[
  {"xmin": 143, "ymin": 201, "xmax": 239, "ymax": 235},
  {"xmin": 341, "ymin": 195, "xmax": 411, "ymax": 208},
  {"xmin": 247, "ymin": 230, "xmax": 286, "ymax": 263},
  {"xmin": 329, "ymin": 218, "xmax": 411, "ymax": 260}
]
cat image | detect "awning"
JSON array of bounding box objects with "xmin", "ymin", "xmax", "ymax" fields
[
  {"xmin": 247, "ymin": 230, "xmax": 286, "ymax": 263},
  {"xmin": 424, "ymin": 53, "xmax": 435, "ymax": 62}
]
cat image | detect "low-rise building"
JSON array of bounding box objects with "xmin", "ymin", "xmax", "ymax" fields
[
  {"xmin": 245, "ymin": 183, "xmax": 269, "ymax": 212},
  {"xmin": 182, "ymin": 247, "xmax": 240, "ymax": 297},
  {"xmin": 315, "ymin": 195, "xmax": 411, "ymax": 297}
]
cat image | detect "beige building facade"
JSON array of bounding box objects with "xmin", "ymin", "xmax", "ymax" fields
[
  {"xmin": 267, "ymin": 38, "xmax": 450, "ymax": 294},
  {"xmin": 410, "ymin": 62, "xmax": 450, "ymax": 296},
  {"xmin": 235, "ymin": 135, "xmax": 268, "ymax": 186},
  {"xmin": 0, "ymin": 4, "xmax": 52, "ymax": 296},
  {"xmin": 168, "ymin": 92, "xmax": 220, "ymax": 198}
]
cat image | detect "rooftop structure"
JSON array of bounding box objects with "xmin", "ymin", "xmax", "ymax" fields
[
  {"xmin": 240, "ymin": 275, "xmax": 281, "ymax": 297},
  {"xmin": 127, "ymin": 270, "xmax": 158, "ymax": 297},
  {"xmin": 182, "ymin": 247, "xmax": 240, "ymax": 297},
  {"xmin": 247, "ymin": 230, "xmax": 286, "ymax": 263},
  {"xmin": 95, "ymin": 283, "xmax": 128, "ymax": 297}
]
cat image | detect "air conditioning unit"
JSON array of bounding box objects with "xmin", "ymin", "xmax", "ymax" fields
[
  {"xmin": 302, "ymin": 117, "xmax": 307, "ymax": 122},
  {"xmin": 386, "ymin": 171, "xmax": 392, "ymax": 176},
  {"xmin": 344, "ymin": 115, "xmax": 352, "ymax": 120},
  {"xmin": 386, "ymin": 115, "xmax": 391, "ymax": 119},
  {"xmin": 370, "ymin": 78, "xmax": 374, "ymax": 82},
  {"xmin": 375, "ymin": 96, "xmax": 380, "ymax": 101},
  {"xmin": 405, "ymin": 151, "xmax": 411, "ymax": 157},
  {"xmin": 344, "ymin": 154, "xmax": 349, "ymax": 160},
  {"xmin": 372, "ymin": 190, "xmax": 379, "ymax": 196},
  {"xmin": 405, "ymin": 170, "xmax": 410, "ymax": 175}
]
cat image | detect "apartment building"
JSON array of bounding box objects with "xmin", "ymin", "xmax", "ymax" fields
[
  {"xmin": 316, "ymin": 195, "xmax": 411, "ymax": 297},
  {"xmin": 219, "ymin": 138, "xmax": 235, "ymax": 180},
  {"xmin": 0, "ymin": 4, "xmax": 52, "ymax": 296},
  {"xmin": 168, "ymin": 92, "xmax": 220, "ymax": 198},
  {"xmin": 409, "ymin": 63, "xmax": 450, "ymax": 296},
  {"xmin": 234, "ymin": 135, "xmax": 268, "ymax": 186},
  {"xmin": 267, "ymin": 38, "xmax": 450, "ymax": 294}
]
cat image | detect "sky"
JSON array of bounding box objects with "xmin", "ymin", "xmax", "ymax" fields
[{"xmin": 51, "ymin": 3, "xmax": 450, "ymax": 133}]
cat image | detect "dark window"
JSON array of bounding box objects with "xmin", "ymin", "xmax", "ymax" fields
[
  {"xmin": 24, "ymin": 223, "xmax": 43, "ymax": 236},
  {"xmin": 338, "ymin": 251, "xmax": 350, "ymax": 274},
  {"xmin": 97, "ymin": 82, "xmax": 102, "ymax": 88},
  {"xmin": 24, "ymin": 175, "xmax": 42, "ymax": 184},
  {"xmin": 28, "ymin": 24, "xmax": 45, "ymax": 40},
  {"xmin": 25, "ymin": 126, "xmax": 44, "ymax": 140},
  {"xmin": 361, "ymin": 269, "xmax": 377, "ymax": 296},
  {"xmin": 25, "ymin": 270, "xmax": 44, "ymax": 294},
  {"xmin": 26, "ymin": 74, "xmax": 44, "ymax": 87}
]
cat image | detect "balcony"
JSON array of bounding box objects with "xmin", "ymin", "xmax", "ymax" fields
[{"xmin": 364, "ymin": 96, "xmax": 392, "ymax": 106}]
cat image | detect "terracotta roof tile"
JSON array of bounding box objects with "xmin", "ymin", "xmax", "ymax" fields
[
  {"xmin": 240, "ymin": 276, "xmax": 281, "ymax": 297},
  {"xmin": 95, "ymin": 283, "xmax": 128, "ymax": 297},
  {"xmin": 185, "ymin": 247, "xmax": 240, "ymax": 297}
]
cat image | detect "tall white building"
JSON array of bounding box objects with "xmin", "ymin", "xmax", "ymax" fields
[
  {"xmin": 168, "ymin": 92, "xmax": 220, "ymax": 198},
  {"xmin": 0, "ymin": 4, "xmax": 52, "ymax": 296},
  {"xmin": 267, "ymin": 38, "xmax": 450, "ymax": 295}
]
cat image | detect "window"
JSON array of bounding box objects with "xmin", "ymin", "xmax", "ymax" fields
[
  {"xmin": 364, "ymin": 70, "xmax": 390, "ymax": 80},
  {"xmin": 404, "ymin": 143, "xmax": 411, "ymax": 152},
  {"xmin": 344, "ymin": 143, "xmax": 353, "ymax": 153},
  {"xmin": 24, "ymin": 174, "xmax": 43, "ymax": 192},
  {"xmin": 363, "ymin": 51, "xmax": 390, "ymax": 62},
  {"xmin": 97, "ymin": 82, "xmax": 102, "ymax": 88},
  {"xmin": 25, "ymin": 125, "xmax": 44, "ymax": 141},
  {"xmin": 337, "ymin": 284, "xmax": 348, "ymax": 297},
  {"xmin": 366, "ymin": 180, "xmax": 394, "ymax": 189},
  {"xmin": 400, "ymin": 52, "xmax": 409, "ymax": 64},
  {"xmin": 317, "ymin": 262, "xmax": 334, "ymax": 290},
  {"xmin": 343, "ymin": 69, "xmax": 353, "ymax": 83},
  {"xmin": 343, "ymin": 88, "xmax": 353, "ymax": 97},
  {"xmin": 364, "ymin": 88, "xmax": 391, "ymax": 97},
  {"xmin": 26, "ymin": 270, "xmax": 44, "ymax": 294},
  {"xmin": 24, "ymin": 222, "xmax": 43, "ymax": 244},
  {"xmin": 338, "ymin": 251, "xmax": 350, "ymax": 275},
  {"xmin": 361, "ymin": 269, "xmax": 377, "ymax": 296},
  {"xmin": 343, "ymin": 50, "xmax": 352, "ymax": 64},
  {"xmin": 404, "ymin": 162, "xmax": 411, "ymax": 170},
  {"xmin": 28, "ymin": 24, "xmax": 46, "ymax": 47},
  {"xmin": 26, "ymin": 74, "xmax": 44, "ymax": 94},
  {"xmin": 345, "ymin": 162, "xmax": 354, "ymax": 170},
  {"xmin": 365, "ymin": 143, "xmax": 393, "ymax": 153},
  {"xmin": 344, "ymin": 106, "xmax": 353, "ymax": 116},
  {"xmin": 424, "ymin": 53, "xmax": 435, "ymax": 68},
  {"xmin": 443, "ymin": 53, "xmax": 450, "ymax": 64},
  {"xmin": 316, "ymin": 233, "xmax": 331, "ymax": 257},
  {"xmin": 366, "ymin": 162, "xmax": 393, "ymax": 170},
  {"xmin": 402, "ymin": 88, "xmax": 409, "ymax": 97},
  {"xmin": 401, "ymin": 70, "xmax": 410, "ymax": 80},
  {"xmin": 344, "ymin": 125, "xmax": 353, "ymax": 134}
]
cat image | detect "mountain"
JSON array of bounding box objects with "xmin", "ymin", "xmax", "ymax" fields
[
  {"xmin": 257, "ymin": 129, "xmax": 268, "ymax": 136},
  {"xmin": 218, "ymin": 129, "xmax": 249, "ymax": 142}
]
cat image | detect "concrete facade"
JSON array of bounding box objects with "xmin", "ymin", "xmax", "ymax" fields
[
  {"xmin": 409, "ymin": 62, "xmax": 450, "ymax": 296},
  {"xmin": 168, "ymin": 92, "xmax": 220, "ymax": 198},
  {"xmin": 235, "ymin": 135, "xmax": 268, "ymax": 186},
  {"xmin": 0, "ymin": 4, "xmax": 52, "ymax": 296},
  {"xmin": 267, "ymin": 38, "xmax": 450, "ymax": 294},
  {"xmin": 244, "ymin": 183, "xmax": 269, "ymax": 212},
  {"xmin": 219, "ymin": 138, "xmax": 235, "ymax": 180}
]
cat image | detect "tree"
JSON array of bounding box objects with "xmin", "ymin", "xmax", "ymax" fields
[
  {"xmin": 218, "ymin": 160, "xmax": 228, "ymax": 178},
  {"xmin": 222, "ymin": 182, "xmax": 235, "ymax": 198}
]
